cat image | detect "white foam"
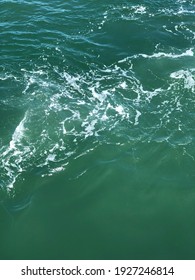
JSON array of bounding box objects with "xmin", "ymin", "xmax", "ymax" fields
[
  {"xmin": 1, "ymin": 112, "xmax": 28, "ymax": 157},
  {"xmin": 50, "ymin": 166, "xmax": 65, "ymax": 174},
  {"xmin": 133, "ymin": 5, "xmax": 146, "ymax": 14},
  {"xmin": 11, "ymin": 113, "xmax": 27, "ymax": 148},
  {"xmin": 101, "ymin": 114, "xmax": 108, "ymax": 121},
  {"xmin": 134, "ymin": 110, "xmax": 141, "ymax": 126},
  {"xmin": 2, "ymin": 49, "xmax": 195, "ymax": 192},
  {"xmin": 0, "ymin": 111, "xmax": 37, "ymax": 190},
  {"xmin": 63, "ymin": 72, "xmax": 81, "ymax": 91},
  {"xmin": 170, "ymin": 69, "xmax": 195, "ymax": 90},
  {"xmin": 0, "ymin": 74, "xmax": 17, "ymax": 81},
  {"xmin": 49, "ymin": 144, "xmax": 59, "ymax": 153},
  {"xmin": 140, "ymin": 49, "xmax": 194, "ymax": 59},
  {"xmin": 119, "ymin": 81, "xmax": 127, "ymax": 89},
  {"xmin": 47, "ymin": 153, "xmax": 55, "ymax": 162},
  {"xmin": 178, "ymin": 6, "xmax": 195, "ymax": 14},
  {"xmin": 90, "ymin": 87, "xmax": 108, "ymax": 102},
  {"xmin": 61, "ymin": 121, "xmax": 67, "ymax": 134},
  {"xmin": 6, "ymin": 177, "xmax": 16, "ymax": 189},
  {"xmin": 84, "ymin": 119, "xmax": 97, "ymax": 137}
]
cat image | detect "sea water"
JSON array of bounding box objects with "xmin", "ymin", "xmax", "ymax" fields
[{"xmin": 0, "ymin": 0, "xmax": 195, "ymax": 259}]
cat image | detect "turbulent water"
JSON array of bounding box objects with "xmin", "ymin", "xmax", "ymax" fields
[{"xmin": 0, "ymin": 0, "xmax": 195, "ymax": 259}]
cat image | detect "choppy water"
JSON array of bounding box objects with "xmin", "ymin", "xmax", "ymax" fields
[{"xmin": 0, "ymin": 0, "xmax": 195, "ymax": 259}]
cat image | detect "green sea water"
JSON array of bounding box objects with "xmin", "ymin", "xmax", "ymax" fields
[{"xmin": 0, "ymin": 0, "xmax": 195, "ymax": 259}]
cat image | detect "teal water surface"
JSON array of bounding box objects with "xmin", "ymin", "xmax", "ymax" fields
[{"xmin": 0, "ymin": 0, "xmax": 195, "ymax": 259}]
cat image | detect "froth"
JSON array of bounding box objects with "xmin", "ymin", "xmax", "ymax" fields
[{"xmin": 1, "ymin": 48, "xmax": 195, "ymax": 192}]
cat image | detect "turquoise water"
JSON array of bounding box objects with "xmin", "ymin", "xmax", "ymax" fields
[{"xmin": 0, "ymin": 0, "xmax": 195, "ymax": 259}]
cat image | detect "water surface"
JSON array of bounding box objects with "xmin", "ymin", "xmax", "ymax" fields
[{"xmin": 0, "ymin": 0, "xmax": 195, "ymax": 259}]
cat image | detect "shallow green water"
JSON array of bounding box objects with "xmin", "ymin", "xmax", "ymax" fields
[{"xmin": 0, "ymin": 0, "xmax": 195, "ymax": 259}]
